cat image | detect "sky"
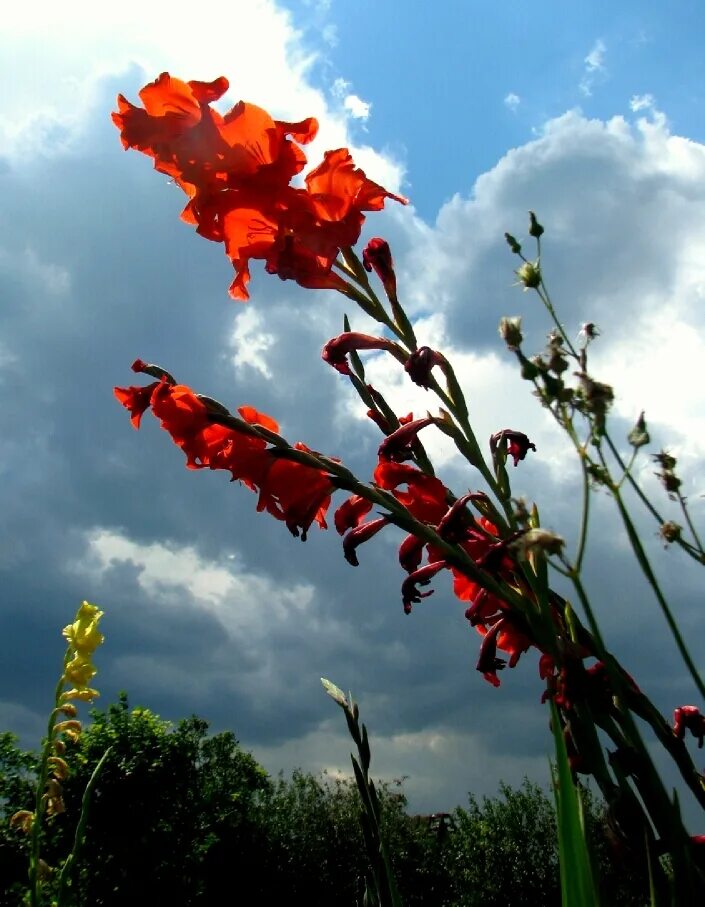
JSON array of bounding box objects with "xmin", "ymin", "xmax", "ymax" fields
[{"xmin": 2, "ymin": 0, "xmax": 705, "ymax": 820}]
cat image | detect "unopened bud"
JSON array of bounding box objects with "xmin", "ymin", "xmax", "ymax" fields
[
  {"xmin": 499, "ymin": 316, "xmax": 523, "ymax": 350},
  {"xmin": 528, "ymin": 211, "xmax": 544, "ymax": 238},
  {"xmin": 511, "ymin": 528, "xmax": 564, "ymax": 557},
  {"xmin": 10, "ymin": 810, "xmax": 34, "ymax": 833},
  {"xmin": 660, "ymin": 521, "xmax": 682, "ymax": 544},
  {"xmin": 321, "ymin": 677, "xmax": 349, "ymax": 709},
  {"xmin": 627, "ymin": 411, "xmax": 650, "ymax": 449},
  {"xmin": 504, "ymin": 232, "xmax": 522, "ymax": 254},
  {"xmin": 516, "ymin": 261, "xmax": 541, "ymax": 290}
]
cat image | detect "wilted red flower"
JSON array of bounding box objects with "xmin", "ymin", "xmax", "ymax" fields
[
  {"xmin": 674, "ymin": 706, "xmax": 705, "ymax": 748},
  {"xmin": 404, "ymin": 347, "xmax": 447, "ymax": 390},
  {"xmin": 362, "ymin": 238, "xmax": 397, "ymax": 300},
  {"xmin": 343, "ymin": 517, "xmax": 388, "ymax": 566},
  {"xmin": 378, "ymin": 417, "xmax": 435, "ymax": 463},
  {"xmin": 322, "ymin": 332, "xmax": 399, "ymax": 376},
  {"xmin": 489, "ymin": 429, "xmax": 536, "ymax": 467},
  {"xmin": 401, "ymin": 561, "xmax": 447, "ymax": 614},
  {"xmin": 334, "ymin": 495, "xmax": 374, "ymax": 534}
]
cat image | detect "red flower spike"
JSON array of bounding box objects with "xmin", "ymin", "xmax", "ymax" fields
[
  {"xmin": 490, "ymin": 429, "xmax": 537, "ymax": 467},
  {"xmin": 404, "ymin": 347, "xmax": 447, "ymax": 390},
  {"xmin": 674, "ymin": 706, "xmax": 705, "ymax": 747},
  {"xmin": 343, "ymin": 517, "xmax": 388, "ymax": 566},
  {"xmin": 362, "ymin": 238, "xmax": 397, "ymax": 301},
  {"xmin": 322, "ymin": 332, "xmax": 398, "ymax": 376},
  {"xmin": 378, "ymin": 416, "xmax": 435, "ymax": 463},
  {"xmin": 401, "ymin": 561, "xmax": 447, "ymax": 614}
]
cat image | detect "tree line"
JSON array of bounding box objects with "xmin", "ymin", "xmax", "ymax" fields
[{"xmin": 1, "ymin": 696, "xmax": 648, "ymax": 905}]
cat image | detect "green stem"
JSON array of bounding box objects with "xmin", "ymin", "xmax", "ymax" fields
[
  {"xmin": 56, "ymin": 746, "xmax": 113, "ymax": 906},
  {"xmin": 29, "ymin": 663, "xmax": 69, "ymax": 907},
  {"xmin": 598, "ymin": 450, "xmax": 705, "ymax": 701},
  {"xmin": 678, "ymin": 491, "xmax": 705, "ymax": 557}
]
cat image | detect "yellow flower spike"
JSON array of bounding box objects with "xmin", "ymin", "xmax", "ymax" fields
[
  {"xmin": 57, "ymin": 703, "xmax": 78, "ymax": 718},
  {"xmin": 10, "ymin": 810, "xmax": 34, "ymax": 833},
  {"xmin": 62, "ymin": 601, "xmax": 104, "ymax": 656},
  {"xmin": 47, "ymin": 756, "xmax": 70, "ymax": 781},
  {"xmin": 54, "ymin": 739, "xmax": 66, "ymax": 755}
]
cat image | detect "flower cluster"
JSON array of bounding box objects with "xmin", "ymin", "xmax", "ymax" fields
[
  {"xmin": 113, "ymin": 73, "xmax": 406, "ymax": 299},
  {"xmin": 115, "ymin": 361, "xmax": 332, "ymax": 540},
  {"xmin": 11, "ymin": 602, "xmax": 104, "ymax": 848}
]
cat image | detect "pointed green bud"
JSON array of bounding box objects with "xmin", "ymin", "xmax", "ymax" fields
[
  {"xmin": 528, "ymin": 211, "xmax": 544, "ymax": 238},
  {"xmin": 627, "ymin": 411, "xmax": 650, "ymax": 448},
  {"xmin": 504, "ymin": 232, "xmax": 522, "ymax": 254}
]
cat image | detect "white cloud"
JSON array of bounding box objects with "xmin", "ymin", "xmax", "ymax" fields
[
  {"xmin": 504, "ymin": 92, "xmax": 521, "ymax": 111},
  {"xmin": 344, "ymin": 94, "xmax": 372, "ymax": 121},
  {"xmin": 229, "ymin": 308, "xmax": 275, "ymax": 379},
  {"xmin": 80, "ymin": 528, "xmax": 315, "ymax": 637},
  {"xmin": 580, "ymin": 38, "xmax": 607, "ymax": 96},
  {"xmin": 630, "ymin": 93, "xmax": 655, "ymax": 112}
]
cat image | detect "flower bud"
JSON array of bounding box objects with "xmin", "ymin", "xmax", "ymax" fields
[
  {"xmin": 659, "ymin": 521, "xmax": 682, "ymax": 544},
  {"xmin": 516, "ymin": 261, "xmax": 541, "ymax": 290},
  {"xmin": 498, "ymin": 316, "xmax": 523, "ymax": 351},
  {"xmin": 10, "ymin": 810, "xmax": 34, "ymax": 833},
  {"xmin": 627, "ymin": 411, "xmax": 650, "ymax": 448},
  {"xmin": 321, "ymin": 678, "xmax": 349, "ymax": 709},
  {"xmin": 504, "ymin": 232, "xmax": 522, "ymax": 254},
  {"xmin": 511, "ymin": 528, "xmax": 564, "ymax": 557},
  {"xmin": 528, "ymin": 211, "xmax": 544, "ymax": 238}
]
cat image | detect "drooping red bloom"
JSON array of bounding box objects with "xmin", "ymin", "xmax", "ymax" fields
[
  {"xmin": 322, "ymin": 332, "xmax": 400, "ymax": 376},
  {"xmin": 374, "ymin": 460, "xmax": 448, "ymax": 524},
  {"xmin": 342, "ymin": 517, "xmax": 388, "ymax": 566},
  {"xmin": 256, "ymin": 444, "xmax": 333, "ymax": 540},
  {"xmin": 362, "ymin": 238, "xmax": 397, "ymax": 301},
  {"xmin": 377, "ymin": 417, "xmax": 435, "ymax": 463},
  {"xmin": 674, "ymin": 706, "xmax": 705, "ymax": 747},
  {"xmin": 404, "ymin": 347, "xmax": 447, "ymax": 390},
  {"xmin": 489, "ymin": 429, "xmax": 537, "ymax": 467},
  {"xmin": 334, "ymin": 495, "xmax": 374, "ymax": 534},
  {"xmin": 114, "ymin": 382, "xmax": 160, "ymax": 428}
]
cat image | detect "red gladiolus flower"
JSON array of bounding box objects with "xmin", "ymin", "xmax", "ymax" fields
[
  {"xmin": 343, "ymin": 517, "xmax": 388, "ymax": 566},
  {"xmin": 378, "ymin": 417, "xmax": 435, "ymax": 463},
  {"xmin": 256, "ymin": 444, "xmax": 332, "ymax": 540},
  {"xmin": 490, "ymin": 429, "xmax": 536, "ymax": 467},
  {"xmin": 401, "ymin": 561, "xmax": 447, "ymax": 614},
  {"xmin": 114, "ymin": 76, "xmax": 407, "ymax": 300},
  {"xmin": 322, "ymin": 332, "xmax": 399, "ymax": 376},
  {"xmin": 674, "ymin": 706, "xmax": 705, "ymax": 747},
  {"xmin": 374, "ymin": 460, "xmax": 448, "ymax": 524},
  {"xmin": 404, "ymin": 347, "xmax": 447, "ymax": 390},
  {"xmin": 114, "ymin": 382, "xmax": 160, "ymax": 429},
  {"xmin": 362, "ymin": 238, "xmax": 397, "ymax": 301},
  {"xmin": 334, "ymin": 495, "xmax": 374, "ymax": 534}
]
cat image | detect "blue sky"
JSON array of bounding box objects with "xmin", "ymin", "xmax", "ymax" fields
[{"xmin": 2, "ymin": 0, "xmax": 705, "ymax": 820}]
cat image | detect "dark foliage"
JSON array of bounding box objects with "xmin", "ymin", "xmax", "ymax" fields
[{"xmin": 0, "ymin": 699, "xmax": 648, "ymax": 905}]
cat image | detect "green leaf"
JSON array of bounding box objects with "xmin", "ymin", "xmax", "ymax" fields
[{"xmin": 550, "ymin": 701, "xmax": 600, "ymax": 907}]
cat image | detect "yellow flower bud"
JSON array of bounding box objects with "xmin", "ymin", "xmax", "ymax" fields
[
  {"xmin": 62, "ymin": 601, "xmax": 104, "ymax": 656},
  {"xmin": 48, "ymin": 756, "xmax": 70, "ymax": 780},
  {"xmin": 61, "ymin": 687, "xmax": 100, "ymax": 703},
  {"xmin": 10, "ymin": 810, "xmax": 34, "ymax": 833},
  {"xmin": 53, "ymin": 719, "xmax": 82, "ymax": 742}
]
